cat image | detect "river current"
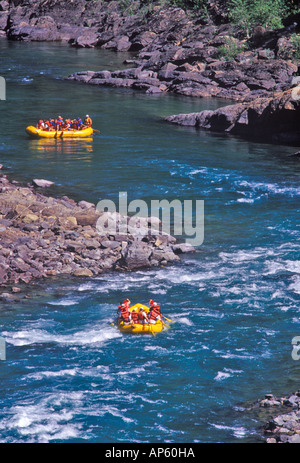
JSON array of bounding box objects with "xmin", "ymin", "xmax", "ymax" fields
[{"xmin": 0, "ymin": 40, "xmax": 299, "ymax": 443}]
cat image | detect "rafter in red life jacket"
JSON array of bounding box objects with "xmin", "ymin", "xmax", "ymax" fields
[
  {"xmin": 131, "ymin": 311, "xmax": 138, "ymax": 323},
  {"xmin": 149, "ymin": 305, "xmax": 161, "ymax": 320},
  {"xmin": 121, "ymin": 307, "xmax": 130, "ymax": 322}
]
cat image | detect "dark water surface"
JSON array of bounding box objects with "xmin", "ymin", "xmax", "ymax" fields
[{"xmin": 0, "ymin": 40, "xmax": 300, "ymax": 443}]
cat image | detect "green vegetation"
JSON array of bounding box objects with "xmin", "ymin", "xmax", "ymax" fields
[
  {"xmin": 290, "ymin": 33, "xmax": 300, "ymax": 59},
  {"xmin": 117, "ymin": 0, "xmax": 141, "ymax": 14},
  {"xmin": 228, "ymin": 0, "xmax": 289, "ymax": 38},
  {"xmin": 116, "ymin": 0, "xmax": 209, "ymax": 18},
  {"xmin": 138, "ymin": 0, "xmax": 208, "ymax": 9},
  {"xmin": 218, "ymin": 36, "xmax": 246, "ymax": 60},
  {"xmin": 168, "ymin": 0, "xmax": 208, "ymax": 9},
  {"xmin": 136, "ymin": 0, "xmax": 209, "ymax": 13},
  {"xmin": 104, "ymin": 0, "xmax": 300, "ymax": 38}
]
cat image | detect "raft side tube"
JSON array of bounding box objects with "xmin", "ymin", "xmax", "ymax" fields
[{"xmin": 25, "ymin": 126, "xmax": 93, "ymax": 139}]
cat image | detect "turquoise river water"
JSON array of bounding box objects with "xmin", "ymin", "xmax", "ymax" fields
[{"xmin": 0, "ymin": 40, "xmax": 300, "ymax": 443}]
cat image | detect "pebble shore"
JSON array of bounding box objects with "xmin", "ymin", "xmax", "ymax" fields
[{"xmin": 260, "ymin": 392, "xmax": 300, "ymax": 443}]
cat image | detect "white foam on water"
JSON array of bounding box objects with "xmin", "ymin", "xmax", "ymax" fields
[
  {"xmin": 173, "ymin": 316, "xmax": 193, "ymax": 326},
  {"xmin": 21, "ymin": 77, "xmax": 33, "ymax": 83},
  {"xmin": 256, "ymin": 327, "xmax": 277, "ymax": 337},
  {"xmin": 3, "ymin": 325, "xmax": 121, "ymax": 347},
  {"xmin": 77, "ymin": 282, "xmax": 96, "ymax": 292},
  {"xmin": 236, "ymin": 197, "xmax": 255, "ymax": 204},
  {"xmin": 271, "ymin": 290, "xmax": 285, "ymax": 300},
  {"xmin": 144, "ymin": 345, "xmax": 169, "ymax": 353},
  {"xmin": 26, "ymin": 368, "xmax": 78, "ymax": 381},
  {"xmin": 214, "ymin": 371, "xmax": 231, "ymax": 381},
  {"xmin": 189, "ymin": 168, "xmax": 207, "ymax": 175},
  {"xmin": 197, "ymin": 309, "xmax": 224, "ymax": 319},
  {"xmin": 214, "ymin": 368, "xmax": 243, "ymax": 382},
  {"xmin": 116, "ymin": 361, "xmax": 158, "ymax": 378},
  {"xmin": 147, "ymin": 286, "xmax": 167, "ymax": 295},
  {"xmin": 219, "ymin": 247, "xmax": 273, "ymax": 264},
  {"xmin": 48, "ymin": 298, "xmax": 79, "ymax": 306},
  {"xmin": 209, "ymin": 423, "xmax": 247, "ymax": 439},
  {"xmin": 213, "ymin": 348, "xmax": 255, "ymax": 360},
  {"xmin": 237, "ymin": 180, "xmax": 300, "ymax": 197},
  {"xmin": 91, "ymin": 272, "xmax": 152, "ymax": 293},
  {"xmin": 0, "ymin": 391, "xmax": 86, "ymax": 443},
  {"xmin": 264, "ymin": 259, "xmax": 300, "ymax": 276},
  {"xmin": 94, "ymin": 405, "xmax": 136, "ymax": 424},
  {"xmin": 288, "ymin": 276, "xmax": 300, "ymax": 295}
]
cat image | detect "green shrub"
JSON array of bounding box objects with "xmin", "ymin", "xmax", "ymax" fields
[
  {"xmin": 290, "ymin": 33, "xmax": 300, "ymax": 59},
  {"xmin": 118, "ymin": 0, "xmax": 140, "ymax": 15},
  {"xmin": 218, "ymin": 36, "xmax": 246, "ymax": 60},
  {"xmin": 228, "ymin": 0, "xmax": 288, "ymax": 38}
]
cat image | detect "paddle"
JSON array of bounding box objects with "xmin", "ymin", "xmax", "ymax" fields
[
  {"xmin": 149, "ymin": 323, "xmax": 156, "ymax": 337},
  {"xmin": 110, "ymin": 317, "xmax": 118, "ymax": 326},
  {"xmin": 162, "ymin": 315, "xmax": 172, "ymax": 322},
  {"xmin": 93, "ymin": 128, "xmax": 101, "ymax": 133}
]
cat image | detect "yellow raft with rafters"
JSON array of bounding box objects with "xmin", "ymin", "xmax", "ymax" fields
[
  {"xmin": 117, "ymin": 303, "xmax": 164, "ymax": 335},
  {"xmin": 25, "ymin": 125, "xmax": 93, "ymax": 139}
]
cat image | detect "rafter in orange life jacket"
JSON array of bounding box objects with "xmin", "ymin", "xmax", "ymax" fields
[{"xmin": 149, "ymin": 305, "xmax": 161, "ymax": 320}]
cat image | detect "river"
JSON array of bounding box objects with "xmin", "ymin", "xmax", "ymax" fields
[{"xmin": 0, "ymin": 39, "xmax": 299, "ymax": 443}]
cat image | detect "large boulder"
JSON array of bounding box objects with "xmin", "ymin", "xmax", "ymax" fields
[
  {"xmin": 121, "ymin": 242, "xmax": 152, "ymax": 270},
  {"xmin": 72, "ymin": 29, "xmax": 100, "ymax": 48},
  {"xmin": 166, "ymin": 87, "xmax": 300, "ymax": 144}
]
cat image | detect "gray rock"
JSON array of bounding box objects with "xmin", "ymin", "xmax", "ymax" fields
[
  {"xmin": 78, "ymin": 200, "xmax": 95, "ymax": 210},
  {"xmin": 172, "ymin": 243, "xmax": 196, "ymax": 254},
  {"xmin": 121, "ymin": 242, "xmax": 152, "ymax": 269},
  {"xmin": 287, "ymin": 434, "xmax": 300, "ymax": 443},
  {"xmin": 84, "ymin": 238, "xmax": 100, "ymax": 249},
  {"xmin": 100, "ymin": 240, "xmax": 121, "ymax": 250}
]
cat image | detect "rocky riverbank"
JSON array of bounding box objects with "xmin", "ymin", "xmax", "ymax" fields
[
  {"xmin": 1, "ymin": 0, "xmax": 300, "ymax": 442},
  {"xmin": 1, "ymin": 0, "xmax": 299, "ymax": 103},
  {"xmin": 65, "ymin": 6, "xmax": 299, "ymax": 102},
  {"xmin": 166, "ymin": 84, "xmax": 300, "ymax": 145},
  {"xmin": 0, "ymin": 172, "xmax": 194, "ymax": 296},
  {"xmin": 259, "ymin": 392, "xmax": 300, "ymax": 443}
]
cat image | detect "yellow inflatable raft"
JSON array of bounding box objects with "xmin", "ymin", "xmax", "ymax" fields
[
  {"xmin": 117, "ymin": 303, "xmax": 164, "ymax": 335},
  {"xmin": 25, "ymin": 125, "xmax": 93, "ymax": 139}
]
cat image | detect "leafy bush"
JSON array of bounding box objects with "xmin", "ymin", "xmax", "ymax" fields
[
  {"xmin": 218, "ymin": 36, "xmax": 246, "ymax": 60},
  {"xmin": 290, "ymin": 33, "xmax": 300, "ymax": 59},
  {"xmin": 118, "ymin": 0, "xmax": 140, "ymax": 15},
  {"xmin": 228, "ymin": 0, "xmax": 288, "ymax": 37}
]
